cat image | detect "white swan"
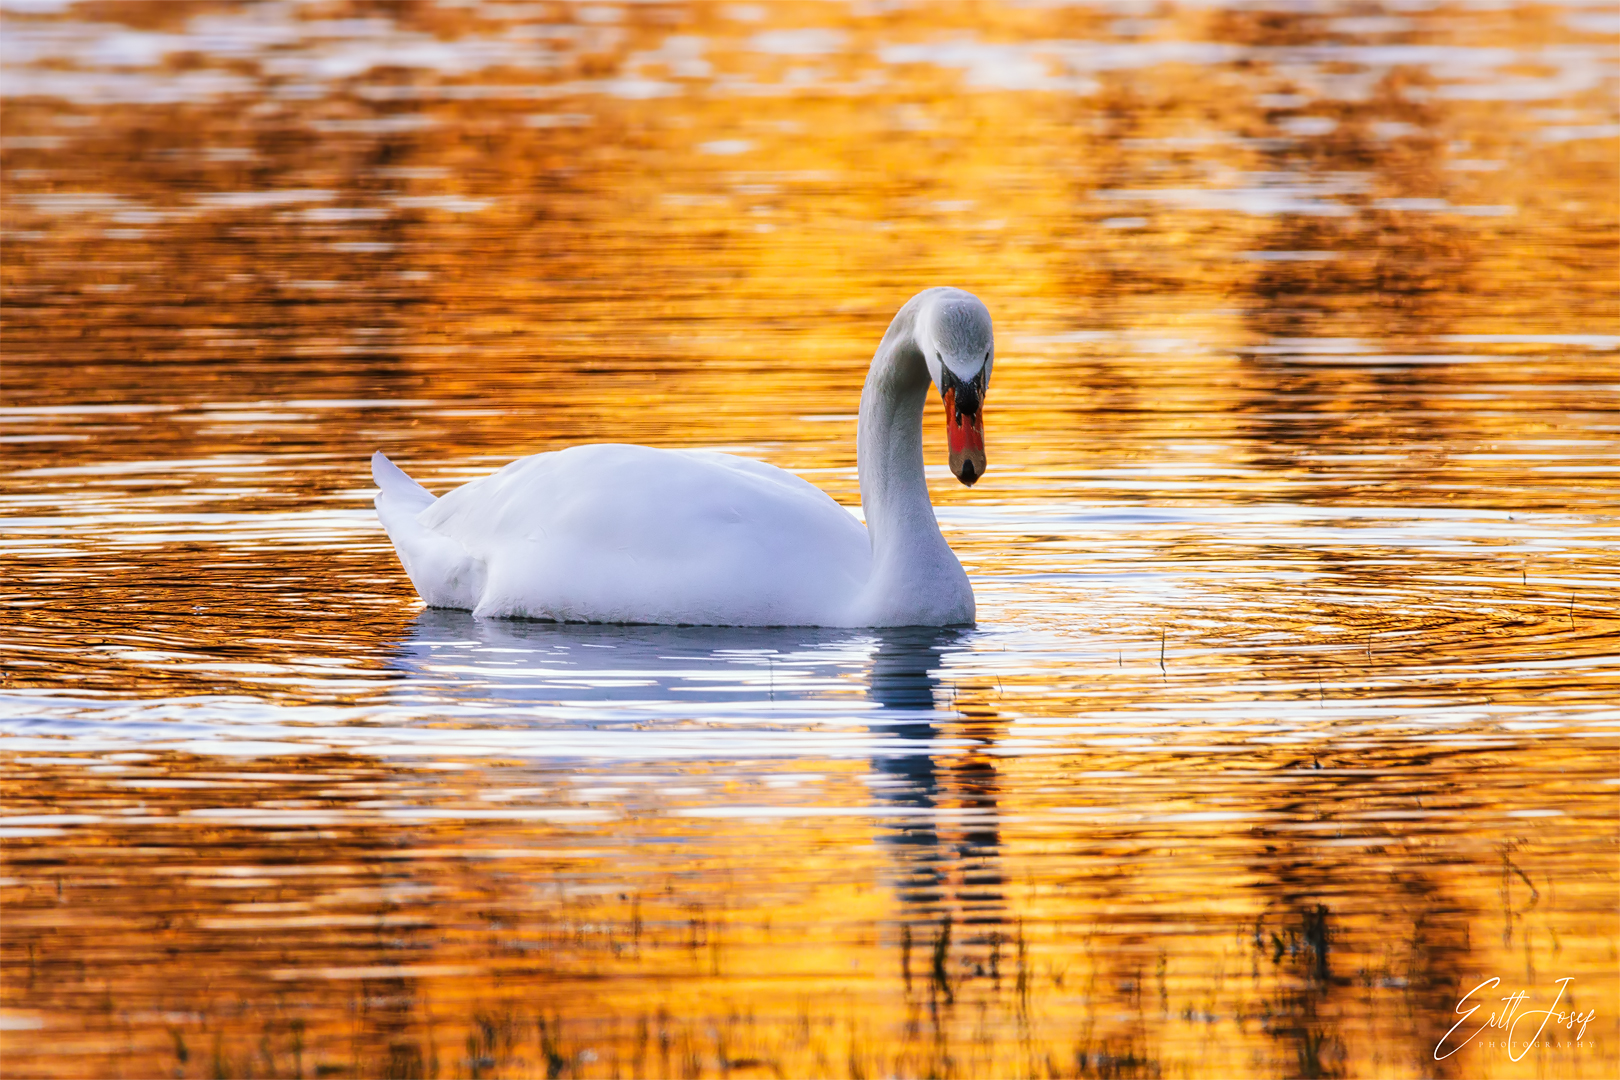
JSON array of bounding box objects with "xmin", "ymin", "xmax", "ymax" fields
[{"xmin": 372, "ymin": 286, "xmax": 993, "ymax": 626}]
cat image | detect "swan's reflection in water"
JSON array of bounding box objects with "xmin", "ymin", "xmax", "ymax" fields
[
  {"xmin": 867, "ymin": 629, "xmax": 1008, "ymax": 995},
  {"xmin": 392, "ymin": 611, "xmax": 980, "ymax": 738},
  {"xmin": 395, "ymin": 613, "xmax": 1006, "ymax": 989},
  {"xmin": 396, "ymin": 609, "xmax": 879, "ymax": 714}
]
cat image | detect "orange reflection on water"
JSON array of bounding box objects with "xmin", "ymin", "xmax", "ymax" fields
[
  {"xmin": 3, "ymin": 739, "xmax": 1616, "ymax": 1078},
  {"xmin": 2, "ymin": 1, "xmax": 1618, "ymax": 1078}
]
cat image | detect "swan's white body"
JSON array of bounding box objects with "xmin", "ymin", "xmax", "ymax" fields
[
  {"xmin": 374, "ymin": 444, "xmax": 875, "ymax": 624},
  {"xmin": 373, "ymin": 287, "xmax": 993, "ymax": 627}
]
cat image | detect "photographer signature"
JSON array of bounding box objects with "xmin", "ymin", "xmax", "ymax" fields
[{"xmin": 1436, "ymin": 976, "xmax": 1596, "ymax": 1061}]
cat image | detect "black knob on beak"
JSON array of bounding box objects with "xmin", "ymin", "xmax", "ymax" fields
[{"xmin": 941, "ymin": 366, "xmax": 981, "ymax": 418}]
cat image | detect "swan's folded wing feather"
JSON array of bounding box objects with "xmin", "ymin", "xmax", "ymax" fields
[
  {"xmin": 370, "ymin": 452, "xmax": 487, "ymax": 609},
  {"xmin": 371, "ymin": 450, "xmax": 435, "ymax": 511}
]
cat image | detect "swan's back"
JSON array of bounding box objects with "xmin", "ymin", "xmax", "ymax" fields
[{"xmin": 406, "ymin": 444, "xmax": 871, "ymax": 625}]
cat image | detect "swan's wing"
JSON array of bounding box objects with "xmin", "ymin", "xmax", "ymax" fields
[{"xmin": 420, "ymin": 445, "xmax": 871, "ymax": 624}]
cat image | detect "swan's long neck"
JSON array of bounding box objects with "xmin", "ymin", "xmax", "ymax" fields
[{"xmin": 854, "ymin": 295, "xmax": 968, "ymax": 623}]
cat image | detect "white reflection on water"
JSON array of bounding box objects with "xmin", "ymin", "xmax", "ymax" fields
[{"xmin": 0, "ymin": 618, "xmax": 980, "ymax": 760}]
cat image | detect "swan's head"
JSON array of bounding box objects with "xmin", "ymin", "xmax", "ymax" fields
[{"xmin": 918, "ymin": 290, "xmax": 993, "ymax": 486}]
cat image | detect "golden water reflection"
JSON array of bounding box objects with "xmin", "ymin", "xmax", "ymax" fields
[{"xmin": 2, "ymin": 1, "xmax": 1617, "ymax": 1077}]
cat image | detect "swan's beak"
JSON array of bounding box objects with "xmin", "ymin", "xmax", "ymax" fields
[{"xmin": 943, "ymin": 387, "xmax": 986, "ymax": 486}]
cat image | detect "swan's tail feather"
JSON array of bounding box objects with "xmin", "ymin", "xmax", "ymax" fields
[
  {"xmin": 372, "ymin": 450, "xmax": 435, "ymax": 511},
  {"xmin": 371, "ymin": 450, "xmax": 486, "ymax": 610}
]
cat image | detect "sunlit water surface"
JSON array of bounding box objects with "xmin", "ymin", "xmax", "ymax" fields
[{"xmin": 2, "ymin": 2, "xmax": 1617, "ymax": 1078}]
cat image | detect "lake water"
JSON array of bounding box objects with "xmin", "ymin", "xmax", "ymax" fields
[{"xmin": 2, "ymin": 2, "xmax": 1617, "ymax": 1078}]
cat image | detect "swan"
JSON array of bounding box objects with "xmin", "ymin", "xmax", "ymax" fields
[{"xmin": 371, "ymin": 286, "xmax": 993, "ymax": 626}]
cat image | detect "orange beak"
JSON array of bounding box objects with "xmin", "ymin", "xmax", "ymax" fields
[{"xmin": 943, "ymin": 387, "xmax": 986, "ymax": 486}]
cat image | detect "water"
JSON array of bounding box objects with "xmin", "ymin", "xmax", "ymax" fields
[{"xmin": 2, "ymin": 2, "xmax": 1617, "ymax": 1077}]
